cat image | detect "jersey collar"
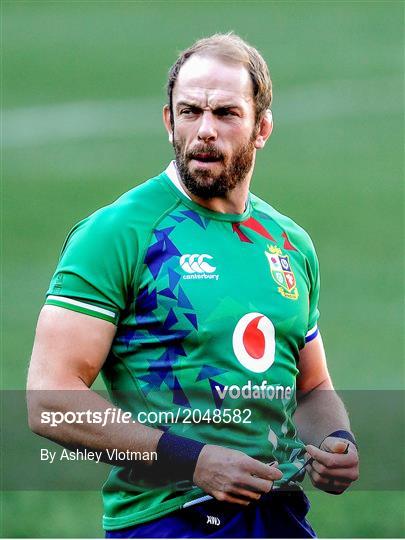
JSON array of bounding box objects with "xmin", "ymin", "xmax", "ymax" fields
[
  {"xmin": 165, "ymin": 161, "xmax": 191, "ymax": 199},
  {"xmin": 163, "ymin": 161, "xmax": 252, "ymax": 223}
]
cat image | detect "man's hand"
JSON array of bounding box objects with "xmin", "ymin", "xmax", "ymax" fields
[
  {"xmin": 193, "ymin": 445, "xmax": 282, "ymax": 505},
  {"xmin": 305, "ymin": 436, "xmax": 359, "ymax": 494}
]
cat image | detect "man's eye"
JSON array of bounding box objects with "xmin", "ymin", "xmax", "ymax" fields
[
  {"xmin": 217, "ymin": 109, "xmax": 236, "ymax": 117},
  {"xmin": 180, "ymin": 108, "xmax": 198, "ymax": 115}
]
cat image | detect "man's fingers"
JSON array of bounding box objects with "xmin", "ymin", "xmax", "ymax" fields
[
  {"xmin": 244, "ymin": 458, "xmax": 283, "ymax": 481},
  {"xmin": 214, "ymin": 491, "xmax": 250, "ymax": 506},
  {"xmin": 244, "ymin": 475, "xmax": 274, "ymax": 494},
  {"xmin": 320, "ymin": 436, "xmax": 350, "ymax": 454},
  {"xmin": 232, "ymin": 485, "xmax": 262, "ymax": 501},
  {"xmin": 305, "ymin": 444, "xmax": 358, "ymax": 468},
  {"xmin": 310, "ymin": 474, "xmax": 349, "ymax": 492},
  {"xmin": 235, "ymin": 473, "xmax": 274, "ymax": 495},
  {"xmin": 307, "ymin": 466, "xmax": 350, "ymax": 489},
  {"xmin": 215, "ymin": 477, "xmax": 273, "ymax": 504},
  {"xmin": 304, "ymin": 439, "xmax": 358, "ymax": 495},
  {"xmin": 225, "ymin": 494, "xmax": 250, "ymax": 506},
  {"xmin": 311, "ymin": 459, "xmax": 359, "ymax": 481}
]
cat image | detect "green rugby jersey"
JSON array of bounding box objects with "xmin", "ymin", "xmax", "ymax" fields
[{"xmin": 46, "ymin": 162, "xmax": 320, "ymax": 530}]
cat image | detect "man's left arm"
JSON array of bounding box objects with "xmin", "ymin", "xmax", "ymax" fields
[{"xmin": 294, "ymin": 333, "xmax": 359, "ymax": 493}]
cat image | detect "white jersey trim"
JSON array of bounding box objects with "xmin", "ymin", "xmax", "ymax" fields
[
  {"xmin": 47, "ymin": 295, "xmax": 116, "ymax": 318},
  {"xmin": 305, "ymin": 325, "xmax": 319, "ymax": 342},
  {"xmin": 165, "ymin": 161, "xmax": 191, "ymax": 199},
  {"xmin": 305, "ymin": 325, "xmax": 318, "ymax": 338}
]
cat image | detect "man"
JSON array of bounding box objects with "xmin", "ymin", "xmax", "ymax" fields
[{"xmin": 27, "ymin": 33, "xmax": 359, "ymax": 538}]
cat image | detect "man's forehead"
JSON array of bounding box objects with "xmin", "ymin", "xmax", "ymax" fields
[{"xmin": 173, "ymin": 55, "xmax": 254, "ymax": 106}]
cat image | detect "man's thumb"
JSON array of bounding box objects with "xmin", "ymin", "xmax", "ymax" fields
[{"xmin": 321, "ymin": 436, "xmax": 349, "ymax": 454}]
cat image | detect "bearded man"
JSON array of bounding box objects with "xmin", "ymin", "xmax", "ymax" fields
[{"xmin": 27, "ymin": 33, "xmax": 359, "ymax": 538}]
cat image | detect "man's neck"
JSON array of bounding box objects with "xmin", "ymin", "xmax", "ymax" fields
[
  {"xmin": 182, "ymin": 182, "xmax": 250, "ymax": 214},
  {"xmin": 169, "ymin": 161, "xmax": 252, "ymax": 214}
]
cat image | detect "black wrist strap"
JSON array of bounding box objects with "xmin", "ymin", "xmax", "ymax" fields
[
  {"xmin": 156, "ymin": 432, "xmax": 205, "ymax": 481},
  {"xmin": 323, "ymin": 429, "xmax": 358, "ymax": 449}
]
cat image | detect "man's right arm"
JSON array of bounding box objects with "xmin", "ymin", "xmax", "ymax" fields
[
  {"xmin": 28, "ymin": 305, "xmax": 281, "ymax": 503},
  {"xmin": 27, "ymin": 305, "xmax": 163, "ymax": 460}
]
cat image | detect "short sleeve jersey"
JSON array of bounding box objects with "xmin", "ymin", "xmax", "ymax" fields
[{"xmin": 46, "ymin": 164, "xmax": 320, "ymax": 531}]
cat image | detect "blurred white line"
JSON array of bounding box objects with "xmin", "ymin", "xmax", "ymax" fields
[
  {"xmin": 276, "ymin": 75, "xmax": 402, "ymax": 125},
  {"xmin": 3, "ymin": 98, "xmax": 164, "ymax": 148},
  {"xmin": 2, "ymin": 76, "xmax": 402, "ymax": 148}
]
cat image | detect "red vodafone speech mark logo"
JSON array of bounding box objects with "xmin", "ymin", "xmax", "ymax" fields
[
  {"xmin": 242, "ymin": 316, "xmax": 266, "ymax": 359},
  {"xmin": 233, "ymin": 313, "xmax": 275, "ymax": 373}
]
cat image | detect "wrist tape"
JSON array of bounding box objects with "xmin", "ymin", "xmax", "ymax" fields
[{"xmin": 156, "ymin": 432, "xmax": 205, "ymax": 481}]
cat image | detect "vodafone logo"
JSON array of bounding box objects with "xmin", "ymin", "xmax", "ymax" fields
[{"xmin": 232, "ymin": 313, "xmax": 275, "ymax": 373}]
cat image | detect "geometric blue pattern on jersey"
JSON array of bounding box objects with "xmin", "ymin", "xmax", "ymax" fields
[
  {"xmin": 137, "ymin": 215, "xmax": 229, "ymax": 410},
  {"xmin": 139, "ymin": 221, "xmax": 197, "ymax": 407}
]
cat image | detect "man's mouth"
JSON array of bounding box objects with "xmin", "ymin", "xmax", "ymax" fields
[{"xmin": 190, "ymin": 153, "xmax": 222, "ymax": 163}]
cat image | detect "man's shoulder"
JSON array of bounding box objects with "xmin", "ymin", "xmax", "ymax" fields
[
  {"xmin": 250, "ymin": 192, "xmax": 316, "ymax": 253},
  {"xmin": 75, "ymin": 171, "xmax": 178, "ymax": 234},
  {"xmin": 101, "ymin": 171, "xmax": 176, "ymax": 220}
]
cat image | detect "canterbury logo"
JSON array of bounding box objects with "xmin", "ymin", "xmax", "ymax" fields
[
  {"xmin": 206, "ymin": 515, "xmax": 221, "ymax": 526},
  {"xmin": 180, "ymin": 254, "xmax": 216, "ymax": 274}
]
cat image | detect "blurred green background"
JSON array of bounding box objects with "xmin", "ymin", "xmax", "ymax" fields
[{"xmin": 2, "ymin": 0, "xmax": 404, "ymax": 537}]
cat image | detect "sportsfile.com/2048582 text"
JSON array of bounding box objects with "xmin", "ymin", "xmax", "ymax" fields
[{"xmin": 40, "ymin": 407, "xmax": 252, "ymax": 427}]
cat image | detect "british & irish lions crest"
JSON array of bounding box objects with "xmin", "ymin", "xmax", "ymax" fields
[{"xmin": 265, "ymin": 245, "xmax": 299, "ymax": 300}]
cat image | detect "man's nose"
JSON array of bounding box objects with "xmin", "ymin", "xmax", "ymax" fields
[{"xmin": 197, "ymin": 111, "xmax": 217, "ymax": 142}]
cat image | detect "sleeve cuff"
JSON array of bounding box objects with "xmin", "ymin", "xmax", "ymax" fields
[
  {"xmin": 45, "ymin": 295, "xmax": 118, "ymax": 324},
  {"xmin": 305, "ymin": 325, "xmax": 319, "ymax": 343}
]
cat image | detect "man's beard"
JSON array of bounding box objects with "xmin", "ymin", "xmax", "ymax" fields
[{"xmin": 173, "ymin": 137, "xmax": 255, "ymax": 199}]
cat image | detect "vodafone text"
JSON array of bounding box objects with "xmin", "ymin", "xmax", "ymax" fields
[{"xmin": 215, "ymin": 380, "xmax": 293, "ymax": 401}]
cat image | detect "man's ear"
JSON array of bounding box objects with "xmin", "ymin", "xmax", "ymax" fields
[
  {"xmin": 254, "ymin": 109, "xmax": 273, "ymax": 150},
  {"xmin": 163, "ymin": 105, "xmax": 173, "ymax": 143}
]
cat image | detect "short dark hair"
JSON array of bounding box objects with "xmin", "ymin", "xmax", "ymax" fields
[{"xmin": 167, "ymin": 32, "xmax": 272, "ymax": 128}]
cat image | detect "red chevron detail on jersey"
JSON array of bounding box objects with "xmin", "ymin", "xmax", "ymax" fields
[
  {"xmin": 282, "ymin": 232, "xmax": 297, "ymax": 251},
  {"xmin": 232, "ymin": 223, "xmax": 253, "ymax": 243},
  {"xmin": 242, "ymin": 217, "xmax": 275, "ymax": 241}
]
